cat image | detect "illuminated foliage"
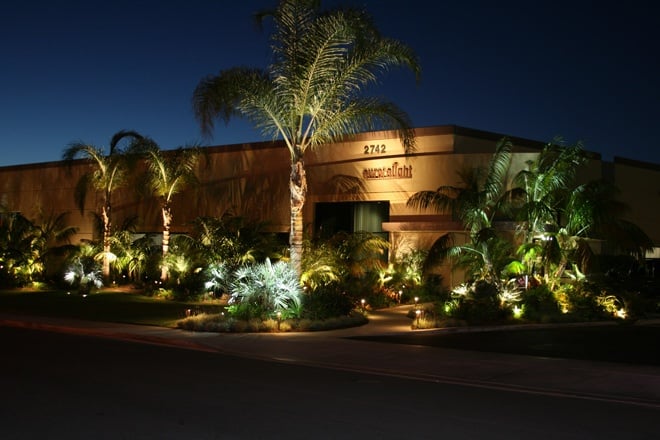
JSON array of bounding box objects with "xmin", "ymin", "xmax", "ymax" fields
[
  {"xmin": 62, "ymin": 130, "xmax": 146, "ymax": 280},
  {"xmin": 140, "ymin": 142, "xmax": 202, "ymax": 281},
  {"xmin": 228, "ymin": 258, "xmax": 302, "ymax": 320},
  {"xmin": 193, "ymin": 0, "xmax": 419, "ymax": 276}
]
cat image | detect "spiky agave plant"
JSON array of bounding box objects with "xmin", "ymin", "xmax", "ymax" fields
[{"xmin": 228, "ymin": 258, "xmax": 302, "ymax": 320}]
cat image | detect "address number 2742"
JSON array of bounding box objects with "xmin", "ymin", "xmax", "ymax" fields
[{"xmin": 364, "ymin": 144, "xmax": 386, "ymax": 154}]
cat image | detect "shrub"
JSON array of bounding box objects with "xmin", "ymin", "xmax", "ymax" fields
[
  {"xmin": 301, "ymin": 283, "xmax": 355, "ymax": 320},
  {"xmin": 175, "ymin": 310, "xmax": 367, "ymax": 333},
  {"xmin": 563, "ymin": 282, "xmax": 608, "ymax": 321},
  {"xmin": 170, "ymin": 269, "xmax": 207, "ymax": 301},
  {"xmin": 63, "ymin": 256, "xmax": 103, "ymax": 295},
  {"xmin": 445, "ymin": 281, "xmax": 511, "ymax": 324},
  {"xmin": 520, "ymin": 284, "xmax": 562, "ymax": 322},
  {"xmin": 228, "ymin": 258, "xmax": 302, "ymax": 320}
]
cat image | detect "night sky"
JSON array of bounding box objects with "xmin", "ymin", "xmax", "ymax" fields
[{"xmin": 1, "ymin": 0, "xmax": 658, "ymax": 167}]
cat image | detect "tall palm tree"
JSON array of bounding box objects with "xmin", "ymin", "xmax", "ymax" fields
[
  {"xmin": 62, "ymin": 130, "xmax": 145, "ymax": 280},
  {"xmin": 192, "ymin": 0, "xmax": 420, "ymax": 276},
  {"xmin": 407, "ymin": 139, "xmax": 514, "ymax": 235},
  {"xmin": 141, "ymin": 143, "xmax": 202, "ymax": 281},
  {"xmin": 407, "ymin": 139, "xmax": 515, "ymax": 284}
]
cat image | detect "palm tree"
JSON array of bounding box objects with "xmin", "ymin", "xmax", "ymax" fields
[
  {"xmin": 110, "ymin": 230, "xmax": 155, "ymax": 285},
  {"xmin": 511, "ymin": 141, "xmax": 652, "ymax": 285},
  {"xmin": 548, "ymin": 179, "xmax": 653, "ymax": 284},
  {"xmin": 31, "ymin": 210, "xmax": 79, "ymax": 281},
  {"xmin": 192, "ymin": 0, "xmax": 420, "ymax": 276},
  {"xmin": 141, "ymin": 143, "xmax": 202, "ymax": 281},
  {"xmin": 407, "ymin": 139, "xmax": 515, "ymax": 285},
  {"xmin": 0, "ymin": 209, "xmax": 37, "ymax": 286},
  {"xmin": 565, "ymin": 180, "xmax": 653, "ymax": 258},
  {"xmin": 408, "ymin": 139, "xmax": 514, "ymax": 234},
  {"xmin": 190, "ymin": 214, "xmax": 284, "ymax": 271},
  {"xmin": 62, "ymin": 130, "xmax": 145, "ymax": 280},
  {"xmin": 511, "ymin": 140, "xmax": 586, "ymax": 245}
]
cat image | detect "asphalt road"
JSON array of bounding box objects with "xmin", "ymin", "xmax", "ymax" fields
[{"xmin": 1, "ymin": 326, "xmax": 658, "ymax": 439}]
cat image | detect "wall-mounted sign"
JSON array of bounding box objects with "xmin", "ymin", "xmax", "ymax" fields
[{"xmin": 363, "ymin": 161, "xmax": 412, "ymax": 180}]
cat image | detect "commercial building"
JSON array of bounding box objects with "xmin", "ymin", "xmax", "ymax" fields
[{"xmin": 2, "ymin": 125, "xmax": 658, "ymax": 285}]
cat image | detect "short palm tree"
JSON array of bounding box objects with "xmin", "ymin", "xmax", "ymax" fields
[
  {"xmin": 62, "ymin": 130, "xmax": 145, "ymax": 280},
  {"xmin": 110, "ymin": 230, "xmax": 154, "ymax": 284},
  {"xmin": 141, "ymin": 143, "xmax": 202, "ymax": 281},
  {"xmin": 0, "ymin": 209, "xmax": 38, "ymax": 285},
  {"xmin": 230, "ymin": 257, "xmax": 303, "ymax": 320},
  {"xmin": 510, "ymin": 141, "xmax": 651, "ymax": 284},
  {"xmin": 192, "ymin": 0, "xmax": 420, "ymax": 276},
  {"xmin": 190, "ymin": 214, "xmax": 283, "ymax": 271},
  {"xmin": 511, "ymin": 140, "xmax": 586, "ymax": 244},
  {"xmin": 31, "ymin": 210, "xmax": 79, "ymax": 281},
  {"xmin": 565, "ymin": 180, "xmax": 653, "ymax": 257}
]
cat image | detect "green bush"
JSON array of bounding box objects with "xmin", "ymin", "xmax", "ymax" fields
[
  {"xmin": 175, "ymin": 310, "xmax": 367, "ymax": 333},
  {"xmin": 228, "ymin": 258, "xmax": 302, "ymax": 320},
  {"xmin": 521, "ymin": 284, "xmax": 562, "ymax": 322},
  {"xmin": 563, "ymin": 282, "xmax": 609, "ymax": 321},
  {"xmin": 446, "ymin": 281, "xmax": 510, "ymax": 324},
  {"xmin": 63, "ymin": 255, "xmax": 103, "ymax": 295},
  {"xmin": 301, "ymin": 283, "xmax": 355, "ymax": 320},
  {"xmin": 170, "ymin": 269, "xmax": 207, "ymax": 301}
]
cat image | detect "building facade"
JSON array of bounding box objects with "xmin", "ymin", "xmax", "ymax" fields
[{"xmin": 2, "ymin": 125, "xmax": 658, "ymax": 284}]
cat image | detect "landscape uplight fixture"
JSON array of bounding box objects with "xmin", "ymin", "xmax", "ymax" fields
[{"xmin": 513, "ymin": 305, "xmax": 523, "ymax": 319}]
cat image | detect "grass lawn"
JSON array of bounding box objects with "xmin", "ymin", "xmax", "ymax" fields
[
  {"xmin": 0, "ymin": 289, "xmax": 224, "ymax": 327},
  {"xmin": 3, "ymin": 289, "xmax": 659, "ymax": 366},
  {"xmin": 352, "ymin": 323, "xmax": 660, "ymax": 366}
]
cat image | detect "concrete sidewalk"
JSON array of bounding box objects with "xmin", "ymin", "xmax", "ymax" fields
[{"xmin": 2, "ymin": 307, "xmax": 659, "ymax": 409}]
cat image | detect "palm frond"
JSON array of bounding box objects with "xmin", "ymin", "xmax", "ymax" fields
[{"xmin": 192, "ymin": 68, "xmax": 276, "ymax": 139}]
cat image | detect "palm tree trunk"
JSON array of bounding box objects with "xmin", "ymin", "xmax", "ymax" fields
[
  {"xmin": 161, "ymin": 204, "xmax": 172, "ymax": 282},
  {"xmin": 289, "ymin": 157, "xmax": 307, "ymax": 277},
  {"xmin": 101, "ymin": 202, "xmax": 111, "ymax": 281}
]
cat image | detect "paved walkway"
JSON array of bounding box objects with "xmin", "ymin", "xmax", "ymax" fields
[{"xmin": 2, "ymin": 306, "xmax": 659, "ymax": 409}]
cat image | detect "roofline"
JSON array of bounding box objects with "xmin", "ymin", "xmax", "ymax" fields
[
  {"xmin": 11, "ymin": 124, "xmax": 658, "ymax": 171},
  {"xmin": 613, "ymin": 156, "xmax": 660, "ymax": 171}
]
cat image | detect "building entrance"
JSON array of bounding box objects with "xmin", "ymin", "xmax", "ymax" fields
[{"xmin": 314, "ymin": 201, "xmax": 389, "ymax": 241}]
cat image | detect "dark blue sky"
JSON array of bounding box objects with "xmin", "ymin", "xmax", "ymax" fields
[{"xmin": 1, "ymin": 0, "xmax": 658, "ymax": 167}]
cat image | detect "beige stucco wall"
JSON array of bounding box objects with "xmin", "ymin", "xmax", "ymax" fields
[
  {"xmin": 0, "ymin": 160, "xmax": 96, "ymax": 241},
  {"xmin": 612, "ymin": 159, "xmax": 660, "ymax": 245},
  {"xmin": 2, "ymin": 126, "xmax": 658, "ymax": 259}
]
